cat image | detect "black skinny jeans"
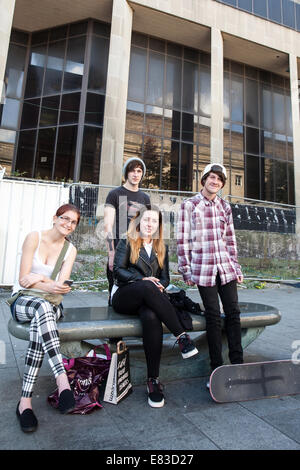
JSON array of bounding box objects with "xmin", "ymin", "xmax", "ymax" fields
[
  {"xmin": 112, "ymin": 280, "xmax": 184, "ymax": 378},
  {"xmin": 198, "ymin": 273, "xmax": 243, "ymax": 371}
]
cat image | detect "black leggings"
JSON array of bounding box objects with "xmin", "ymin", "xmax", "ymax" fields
[{"xmin": 112, "ymin": 280, "xmax": 184, "ymax": 378}]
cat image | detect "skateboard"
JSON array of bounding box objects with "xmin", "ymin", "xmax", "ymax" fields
[{"xmin": 209, "ymin": 360, "xmax": 300, "ymax": 403}]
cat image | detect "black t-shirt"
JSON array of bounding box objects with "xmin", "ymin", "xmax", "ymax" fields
[{"xmin": 105, "ymin": 186, "xmax": 150, "ymax": 248}]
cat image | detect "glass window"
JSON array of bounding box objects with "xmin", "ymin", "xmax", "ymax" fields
[
  {"xmin": 274, "ymin": 133, "xmax": 287, "ymax": 160},
  {"xmin": 25, "ymin": 45, "xmax": 47, "ymax": 98},
  {"xmin": 224, "ymin": 122, "xmax": 231, "ymax": 149},
  {"xmin": 199, "ymin": 117, "xmax": 211, "ymax": 146},
  {"xmin": 40, "ymin": 95, "xmax": 60, "ymax": 127},
  {"xmin": 273, "ymin": 89, "xmax": 285, "ymax": 133},
  {"xmin": 268, "ymin": 0, "xmax": 282, "ymax": 23},
  {"xmin": 238, "ymin": 0, "xmax": 252, "ymax": 12},
  {"xmin": 10, "ymin": 30, "xmax": 29, "ymax": 45},
  {"xmin": 149, "ymin": 37, "xmax": 165, "ymax": 53},
  {"xmin": 245, "ymin": 126, "xmax": 259, "ymax": 155},
  {"xmin": 126, "ymin": 101, "xmax": 144, "ymax": 133},
  {"xmin": 93, "ymin": 21, "xmax": 110, "ymax": 38},
  {"xmin": 282, "ymin": 0, "xmax": 295, "ymax": 28},
  {"xmin": 199, "ymin": 68, "xmax": 211, "ymax": 116},
  {"xmin": 167, "ymin": 42, "xmax": 182, "ymax": 58},
  {"xmin": 85, "ymin": 93, "xmax": 105, "ymax": 126},
  {"xmin": 1, "ymin": 98, "xmax": 21, "ymax": 129},
  {"xmin": 261, "ymin": 86, "xmax": 272, "ymax": 130},
  {"xmin": 31, "ymin": 30, "xmax": 48, "ymax": 45},
  {"xmin": 288, "ymin": 162, "xmax": 295, "ymax": 204},
  {"xmin": 35, "ymin": 127, "xmax": 56, "ymax": 179},
  {"xmin": 49, "ymin": 25, "xmax": 67, "ymax": 42},
  {"xmin": 54, "ymin": 125, "xmax": 77, "ymax": 180},
  {"xmin": 180, "ymin": 143, "xmax": 193, "ymax": 191},
  {"xmin": 231, "ymin": 75, "xmax": 243, "ymax": 122},
  {"xmin": 145, "ymin": 106, "xmax": 163, "ymax": 136},
  {"xmin": 63, "ymin": 36, "xmax": 86, "ymax": 91},
  {"xmin": 69, "ymin": 21, "xmax": 88, "ymax": 37},
  {"xmin": 285, "ymin": 94, "xmax": 292, "ymax": 137},
  {"xmin": 261, "ymin": 130, "xmax": 273, "ymax": 156},
  {"xmin": 59, "ymin": 93, "xmax": 81, "ymax": 125},
  {"xmin": 162, "ymin": 140, "xmax": 179, "ymax": 190},
  {"xmin": 253, "ymin": 0, "xmax": 267, "ymax": 17},
  {"xmin": 124, "ymin": 132, "xmax": 143, "ymax": 163},
  {"xmin": 245, "ymin": 79, "xmax": 258, "ymax": 127},
  {"xmin": 182, "ymin": 61, "xmax": 198, "ymax": 114},
  {"xmin": 287, "ymin": 136, "xmax": 293, "ymax": 162},
  {"xmin": 88, "ymin": 36, "xmax": 109, "ymax": 93},
  {"xmin": 20, "ymin": 99, "xmax": 40, "ymax": 129},
  {"xmin": 0, "ymin": 129, "xmax": 16, "ymax": 174},
  {"xmin": 224, "ymin": 74, "xmax": 230, "ymax": 121},
  {"xmin": 128, "ymin": 47, "xmax": 147, "ymax": 103},
  {"xmin": 5, "ymin": 44, "xmax": 27, "ymax": 99},
  {"xmin": 131, "ymin": 32, "xmax": 148, "ymax": 48},
  {"xmin": 43, "ymin": 40, "xmax": 66, "ymax": 95},
  {"xmin": 181, "ymin": 112, "xmax": 195, "ymax": 142},
  {"xmin": 147, "ymin": 52, "xmax": 164, "ymax": 106},
  {"xmin": 15, "ymin": 130, "xmax": 37, "ymax": 177},
  {"xmin": 296, "ymin": 4, "xmax": 300, "ymax": 31},
  {"xmin": 222, "ymin": 0, "xmax": 237, "ymax": 5},
  {"xmin": 80, "ymin": 126, "xmax": 102, "ymax": 183},
  {"xmin": 143, "ymin": 136, "xmax": 162, "ymax": 188},
  {"xmin": 245, "ymin": 154, "xmax": 260, "ymax": 199},
  {"xmin": 262, "ymin": 157, "xmax": 274, "ymax": 201},
  {"xmin": 274, "ymin": 160, "xmax": 288, "ymax": 203},
  {"xmin": 165, "ymin": 56, "xmax": 182, "ymax": 110},
  {"xmin": 231, "ymin": 124, "xmax": 244, "ymax": 152}
]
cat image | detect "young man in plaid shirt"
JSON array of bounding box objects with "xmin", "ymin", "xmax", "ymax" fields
[{"xmin": 177, "ymin": 163, "xmax": 243, "ymax": 383}]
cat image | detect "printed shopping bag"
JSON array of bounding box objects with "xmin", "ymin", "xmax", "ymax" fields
[
  {"xmin": 48, "ymin": 344, "xmax": 111, "ymax": 414},
  {"xmin": 103, "ymin": 341, "xmax": 132, "ymax": 404}
]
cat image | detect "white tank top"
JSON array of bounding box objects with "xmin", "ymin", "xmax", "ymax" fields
[{"xmin": 13, "ymin": 231, "xmax": 73, "ymax": 294}]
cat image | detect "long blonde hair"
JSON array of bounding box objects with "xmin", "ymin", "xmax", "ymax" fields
[{"xmin": 127, "ymin": 205, "xmax": 166, "ymax": 268}]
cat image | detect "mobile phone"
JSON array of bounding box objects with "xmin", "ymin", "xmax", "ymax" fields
[{"xmin": 64, "ymin": 279, "xmax": 73, "ymax": 286}]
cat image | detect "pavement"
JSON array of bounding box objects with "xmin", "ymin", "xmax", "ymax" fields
[{"xmin": 1, "ymin": 284, "xmax": 300, "ymax": 452}]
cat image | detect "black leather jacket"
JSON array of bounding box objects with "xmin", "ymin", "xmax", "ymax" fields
[{"xmin": 113, "ymin": 239, "xmax": 170, "ymax": 288}]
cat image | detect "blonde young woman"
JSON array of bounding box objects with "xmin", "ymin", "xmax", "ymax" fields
[
  {"xmin": 9, "ymin": 204, "xmax": 80, "ymax": 432},
  {"xmin": 111, "ymin": 204, "xmax": 198, "ymax": 408}
]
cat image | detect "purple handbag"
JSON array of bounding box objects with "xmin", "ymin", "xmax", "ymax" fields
[{"xmin": 48, "ymin": 345, "xmax": 111, "ymax": 415}]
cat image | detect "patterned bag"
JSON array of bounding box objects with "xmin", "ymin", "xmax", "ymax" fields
[{"xmin": 48, "ymin": 344, "xmax": 111, "ymax": 414}]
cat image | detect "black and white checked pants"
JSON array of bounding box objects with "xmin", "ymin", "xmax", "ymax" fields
[{"xmin": 14, "ymin": 296, "xmax": 66, "ymax": 398}]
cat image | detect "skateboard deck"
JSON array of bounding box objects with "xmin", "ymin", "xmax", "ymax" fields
[{"xmin": 209, "ymin": 360, "xmax": 300, "ymax": 403}]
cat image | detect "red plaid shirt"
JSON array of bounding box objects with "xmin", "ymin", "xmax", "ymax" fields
[{"xmin": 176, "ymin": 191, "xmax": 242, "ymax": 287}]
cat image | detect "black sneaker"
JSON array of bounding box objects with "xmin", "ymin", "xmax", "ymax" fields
[
  {"xmin": 176, "ymin": 333, "xmax": 198, "ymax": 359},
  {"xmin": 147, "ymin": 378, "xmax": 165, "ymax": 408}
]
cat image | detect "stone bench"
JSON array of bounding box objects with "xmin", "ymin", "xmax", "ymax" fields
[{"xmin": 8, "ymin": 300, "xmax": 281, "ymax": 385}]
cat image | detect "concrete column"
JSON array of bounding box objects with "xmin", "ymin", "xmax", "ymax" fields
[
  {"xmin": 289, "ymin": 53, "xmax": 300, "ymax": 251},
  {"xmin": 98, "ymin": 0, "xmax": 133, "ymax": 186},
  {"xmin": 210, "ymin": 27, "xmax": 224, "ymax": 165},
  {"xmin": 0, "ymin": 0, "xmax": 15, "ymax": 103}
]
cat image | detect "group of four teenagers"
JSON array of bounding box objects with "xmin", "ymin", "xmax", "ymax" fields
[{"xmin": 10, "ymin": 157, "xmax": 243, "ymax": 432}]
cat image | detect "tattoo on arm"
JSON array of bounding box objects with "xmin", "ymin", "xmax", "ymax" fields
[{"xmin": 106, "ymin": 232, "xmax": 114, "ymax": 252}]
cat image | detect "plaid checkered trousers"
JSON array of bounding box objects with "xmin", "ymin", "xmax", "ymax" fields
[
  {"xmin": 176, "ymin": 192, "xmax": 242, "ymax": 287},
  {"xmin": 14, "ymin": 296, "xmax": 65, "ymax": 398}
]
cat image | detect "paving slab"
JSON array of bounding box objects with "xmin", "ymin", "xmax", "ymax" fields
[{"xmin": 1, "ymin": 285, "xmax": 300, "ymax": 451}]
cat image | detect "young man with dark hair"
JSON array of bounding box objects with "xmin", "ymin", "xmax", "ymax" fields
[
  {"xmin": 104, "ymin": 157, "xmax": 150, "ymax": 302},
  {"xmin": 177, "ymin": 163, "xmax": 243, "ymax": 386}
]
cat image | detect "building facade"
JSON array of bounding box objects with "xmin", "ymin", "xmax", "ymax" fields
[{"xmin": 0, "ymin": 0, "xmax": 299, "ymax": 209}]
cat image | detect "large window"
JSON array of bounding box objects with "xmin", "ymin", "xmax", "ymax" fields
[
  {"xmin": 224, "ymin": 59, "xmax": 294, "ymax": 205},
  {"xmin": 12, "ymin": 19, "xmax": 110, "ymax": 182},
  {"xmin": 0, "ymin": 31, "xmax": 28, "ymax": 174},
  {"xmin": 215, "ymin": 0, "xmax": 300, "ymax": 32},
  {"xmin": 125, "ymin": 33, "xmax": 211, "ymax": 192}
]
